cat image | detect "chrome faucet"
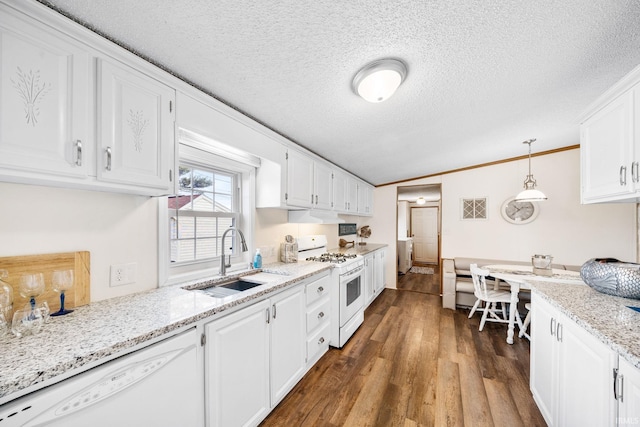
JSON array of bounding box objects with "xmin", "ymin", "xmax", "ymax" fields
[{"xmin": 220, "ymin": 227, "xmax": 248, "ymax": 276}]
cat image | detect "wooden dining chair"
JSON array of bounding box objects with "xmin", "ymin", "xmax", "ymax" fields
[
  {"xmin": 519, "ymin": 302, "xmax": 531, "ymax": 340},
  {"xmin": 468, "ymin": 264, "xmax": 513, "ymax": 331}
]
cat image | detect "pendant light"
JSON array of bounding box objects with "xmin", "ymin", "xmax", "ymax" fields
[
  {"xmin": 416, "ymin": 197, "xmax": 426, "ymax": 205},
  {"xmin": 352, "ymin": 59, "xmax": 407, "ymax": 103},
  {"xmin": 515, "ymin": 138, "xmax": 547, "ymax": 202}
]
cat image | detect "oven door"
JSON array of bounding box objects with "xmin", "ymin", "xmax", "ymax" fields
[{"xmin": 339, "ymin": 265, "xmax": 364, "ymax": 326}]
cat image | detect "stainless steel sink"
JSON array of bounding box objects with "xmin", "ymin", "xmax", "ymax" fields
[{"xmin": 197, "ymin": 278, "xmax": 265, "ymax": 298}]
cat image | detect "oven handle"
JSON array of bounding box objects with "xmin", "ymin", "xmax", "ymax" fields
[{"xmin": 340, "ymin": 265, "xmax": 363, "ymax": 281}]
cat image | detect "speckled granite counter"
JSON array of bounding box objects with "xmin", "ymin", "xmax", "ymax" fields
[
  {"xmin": 331, "ymin": 243, "xmax": 387, "ymax": 255},
  {"xmin": 0, "ymin": 261, "xmax": 331, "ymax": 404},
  {"xmin": 532, "ymin": 281, "xmax": 640, "ymax": 369}
]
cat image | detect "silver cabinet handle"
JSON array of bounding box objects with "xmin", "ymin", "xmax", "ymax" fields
[
  {"xmin": 75, "ymin": 140, "xmax": 82, "ymax": 166},
  {"xmin": 311, "ymin": 194, "xmax": 314, "ymax": 204},
  {"xmin": 272, "ymin": 304, "xmax": 277, "ymax": 319},
  {"xmin": 318, "ymin": 311, "xmax": 325, "ymax": 319},
  {"xmin": 633, "ymin": 162, "xmax": 639, "ymax": 183},
  {"xmin": 317, "ymin": 286, "xmax": 324, "ymax": 293},
  {"xmin": 556, "ymin": 322, "xmax": 563, "ymax": 343},
  {"xmin": 315, "ymin": 195, "xmax": 318, "ymax": 204},
  {"xmin": 620, "ymin": 165, "xmax": 627, "ymax": 186},
  {"xmin": 105, "ymin": 147, "xmax": 112, "ymax": 171},
  {"xmin": 266, "ymin": 307, "xmax": 270, "ymax": 324},
  {"xmin": 318, "ymin": 337, "xmax": 325, "ymax": 345},
  {"xmin": 550, "ymin": 318, "xmax": 556, "ymax": 336}
]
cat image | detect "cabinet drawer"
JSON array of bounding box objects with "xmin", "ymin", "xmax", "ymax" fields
[
  {"xmin": 307, "ymin": 322, "xmax": 330, "ymax": 363},
  {"xmin": 306, "ymin": 298, "xmax": 330, "ymax": 333},
  {"xmin": 306, "ymin": 279, "xmax": 330, "ymax": 306}
]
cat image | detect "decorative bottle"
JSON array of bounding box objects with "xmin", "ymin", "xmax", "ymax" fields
[{"xmin": 253, "ymin": 249, "xmax": 262, "ymax": 269}]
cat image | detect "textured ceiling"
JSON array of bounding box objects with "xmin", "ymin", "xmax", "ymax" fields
[{"xmin": 40, "ymin": 0, "xmax": 640, "ymax": 186}]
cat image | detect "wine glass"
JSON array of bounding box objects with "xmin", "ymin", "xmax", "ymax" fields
[
  {"xmin": 51, "ymin": 269, "xmax": 74, "ymax": 316},
  {"xmin": 19, "ymin": 273, "xmax": 45, "ymax": 316}
]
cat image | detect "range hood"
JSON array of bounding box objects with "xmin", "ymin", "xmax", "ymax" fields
[{"xmin": 288, "ymin": 209, "xmax": 345, "ymax": 224}]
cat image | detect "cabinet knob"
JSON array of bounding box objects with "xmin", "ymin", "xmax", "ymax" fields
[
  {"xmin": 317, "ymin": 286, "xmax": 324, "ymax": 293},
  {"xmin": 318, "ymin": 311, "xmax": 324, "ymax": 319},
  {"xmin": 318, "ymin": 337, "xmax": 325, "ymax": 344}
]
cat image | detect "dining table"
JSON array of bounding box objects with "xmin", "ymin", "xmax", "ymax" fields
[{"xmin": 481, "ymin": 264, "xmax": 585, "ymax": 344}]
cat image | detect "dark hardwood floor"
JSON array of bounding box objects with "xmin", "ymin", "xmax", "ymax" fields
[
  {"xmin": 396, "ymin": 264, "xmax": 441, "ymax": 295},
  {"xmin": 261, "ymin": 283, "xmax": 546, "ymax": 426}
]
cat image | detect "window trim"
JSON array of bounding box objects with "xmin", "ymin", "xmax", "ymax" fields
[{"xmin": 159, "ymin": 139, "xmax": 256, "ymax": 287}]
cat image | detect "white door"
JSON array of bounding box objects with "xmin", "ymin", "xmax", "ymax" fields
[
  {"xmin": 97, "ymin": 58, "xmax": 174, "ymax": 192},
  {"xmin": 286, "ymin": 149, "xmax": 314, "ymax": 207},
  {"xmin": 270, "ymin": 285, "xmax": 306, "ymax": 406},
  {"xmin": 313, "ymin": 161, "xmax": 333, "ymax": 210},
  {"xmin": 205, "ymin": 299, "xmax": 270, "ymax": 427},
  {"xmin": 411, "ymin": 207, "xmax": 438, "ymax": 263},
  {"xmin": 619, "ymin": 357, "xmax": 640, "ymax": 422},
  {"xmin": 580, "ymin": 90, "xmax": 634, "ymax": 202},
  {"xmin": 0, "ymin": 7, "xmax": 90, "ymax": 179}
]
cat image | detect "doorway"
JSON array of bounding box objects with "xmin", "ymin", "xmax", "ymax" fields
[{"xmin": 396, "ymin": 184, "xmax": 441, "ymax": 294}]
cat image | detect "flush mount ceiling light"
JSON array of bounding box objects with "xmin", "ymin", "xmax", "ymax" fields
[
  {"xmin": 515, "ymin": 138, "xmax": 547, "ymax": 202},
  {"xmin": 352, "ymin": 58, "xmax": 407, "ymax": 103},
  {"xmin": 416, "ymin": 197, "xmax": 426, "ymax": 205}
]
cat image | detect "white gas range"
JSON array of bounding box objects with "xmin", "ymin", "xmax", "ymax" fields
[{"xmin": 297, "ymin": 235, "xmax": 364, "ymax": 348}]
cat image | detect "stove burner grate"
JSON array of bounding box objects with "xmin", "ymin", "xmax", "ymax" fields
[{"xmin": 306, "ymin": 252, "xmax": 358, "ymax": 263}]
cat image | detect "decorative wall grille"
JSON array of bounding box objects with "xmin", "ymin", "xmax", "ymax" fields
[{"xmin": 462, "ymin": 198, "xmax": 487, "ymax": 220}]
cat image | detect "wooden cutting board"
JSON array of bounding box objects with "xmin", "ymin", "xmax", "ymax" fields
[{"xmin": 0, "ymin": 251, "xmax": 90, "ymax": 319}]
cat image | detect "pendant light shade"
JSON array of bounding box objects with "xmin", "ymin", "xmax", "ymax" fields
[
  {"xmin": 352, "ymin": 59, "xmax": 407, "ymax": 103},
  {"xmin": 416, "ymin": 197, "xmax": 426, "ymax": 205},
  {"xmin": 515, "ymin": 139, "xmax": 547, "ymax": 202}
]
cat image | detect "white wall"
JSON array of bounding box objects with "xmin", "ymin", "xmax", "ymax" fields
[
  {"xmin": 369, "ymin": 148, "xmax": 637, "ymax": 288},
  {"xmin": 0, "ymin": 182, "xmax": 159, "ymax": 301}
]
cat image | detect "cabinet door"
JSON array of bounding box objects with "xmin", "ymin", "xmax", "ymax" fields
[
  {"xmin": 357, "ymin": 182, "xmax": 373, "ymax": 215},
  {"xmin": 556, "ymin": 313, "xmax": 616, "ymax": 427},
  {"xmin": 97, "ymin": 59, "xmax": 174, "ymax": 193},
  {"xmin": 619, "ymin": 357, "xmax": 640, "ymax": 423},
  {"xmin": 364, "ymin": 254, "xmax": 374, "ymax": 306},
  {"xmin": 581, "ymin": 90, "xmax": 634, "ymax": 202},
  {"xmin": 529, "ymin": 294, "xmax": 558, "ymax": 426},
  {"xmin": 374, "ymin": 249, "xmax": 386, "ymax": 295},
  {"xmin": 333, "ymin": 170, "xmax": 348, "ymax": 213},
  {"xmin": 346, "ymin": 177, "xmax": 358, "ymax": 213},
  {"xmin": 205, "ymin": 300, "xmax": 270, "ymax": 427},
  {"xmin": 313, "ymin": 161, "xmax": 333, "ymax": 210},
  {"xmin": 270, "ymin": 285, "xmax": 306, "ymax": 406},
  {"xmin": 286, "ymin": 149, "xmax": 314, "ymax": 207},
  {"xmin": 0, "ymin": 6, "xmax": 90, "ymax": 179}
]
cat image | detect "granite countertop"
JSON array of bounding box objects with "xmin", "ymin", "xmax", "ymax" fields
[
  {"xmin": 0, "ymin": 261, "xmax": 331, "ymax": 404},
  {"xmin": 331, "ymin": 243, "xmax": 387, "ymax": 256},
  {"xmin": 531, "ymin": 281, "xmax": 640, "ymax": 369}
]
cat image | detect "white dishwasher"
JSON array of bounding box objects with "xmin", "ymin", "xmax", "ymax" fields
[{"xmin": 0, "ymin": 328, "xmax": 204, "ymax": 427}]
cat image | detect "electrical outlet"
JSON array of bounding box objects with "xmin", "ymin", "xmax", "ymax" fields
[{"xmin": 110, "ymin": 262, "xmax": 137, "ymax": 287}]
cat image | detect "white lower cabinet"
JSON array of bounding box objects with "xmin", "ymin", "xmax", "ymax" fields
[
  {"xmin": 304, "ymin": 271, "xmax": 331, "ymax": 368},
  {"xmin": 205, "ymin": 284, "xmax": 305, "ymax": 427},
  {"xmin": 530, "ymin": 293, "xmax": 617, "ymax": 426},
  {"xmin": 363, "ymin": 253, "xmax": 374, "ymax": 307},
  {"xmin": 618, "ymin": 357, "xmax": 640, "ymax": 424},
  {"xmin": 373, "ymin": 248, "xmax": 386, "ymax": 297}
]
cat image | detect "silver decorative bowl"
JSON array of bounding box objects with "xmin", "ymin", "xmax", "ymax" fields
[{"xmin": 581, "ymin": 258, "xmax": 640, "ymax": 299}]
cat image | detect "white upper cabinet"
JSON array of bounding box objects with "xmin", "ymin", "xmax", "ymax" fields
[
  {"xmin": 286, "ymin": 148, "xmax": 315, "ymax": 207},
  {"xmin": 286, "ymin": 148, "xmax": 334, "ymax": 209},
  {"xmin": 0, "ymin": 3, "xmax": 91, "ymax": 181},
  {"xmin": 333, "ymin": 171, "xmax": 359, "ymax": 214},
  {"xmin": 580, "ymin": 65, "xmax": 640, "ymax": 203},
  {"xmin": 0, "ymin": 1, "xmax": 176, "ymax": 196},
  {"xmin": 357, "ymin": 181, "xmax": 374, "ymax": 216},
  {"xmin": 97, "ymin": 59, "xmax": 175, "ymax": 193}
]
